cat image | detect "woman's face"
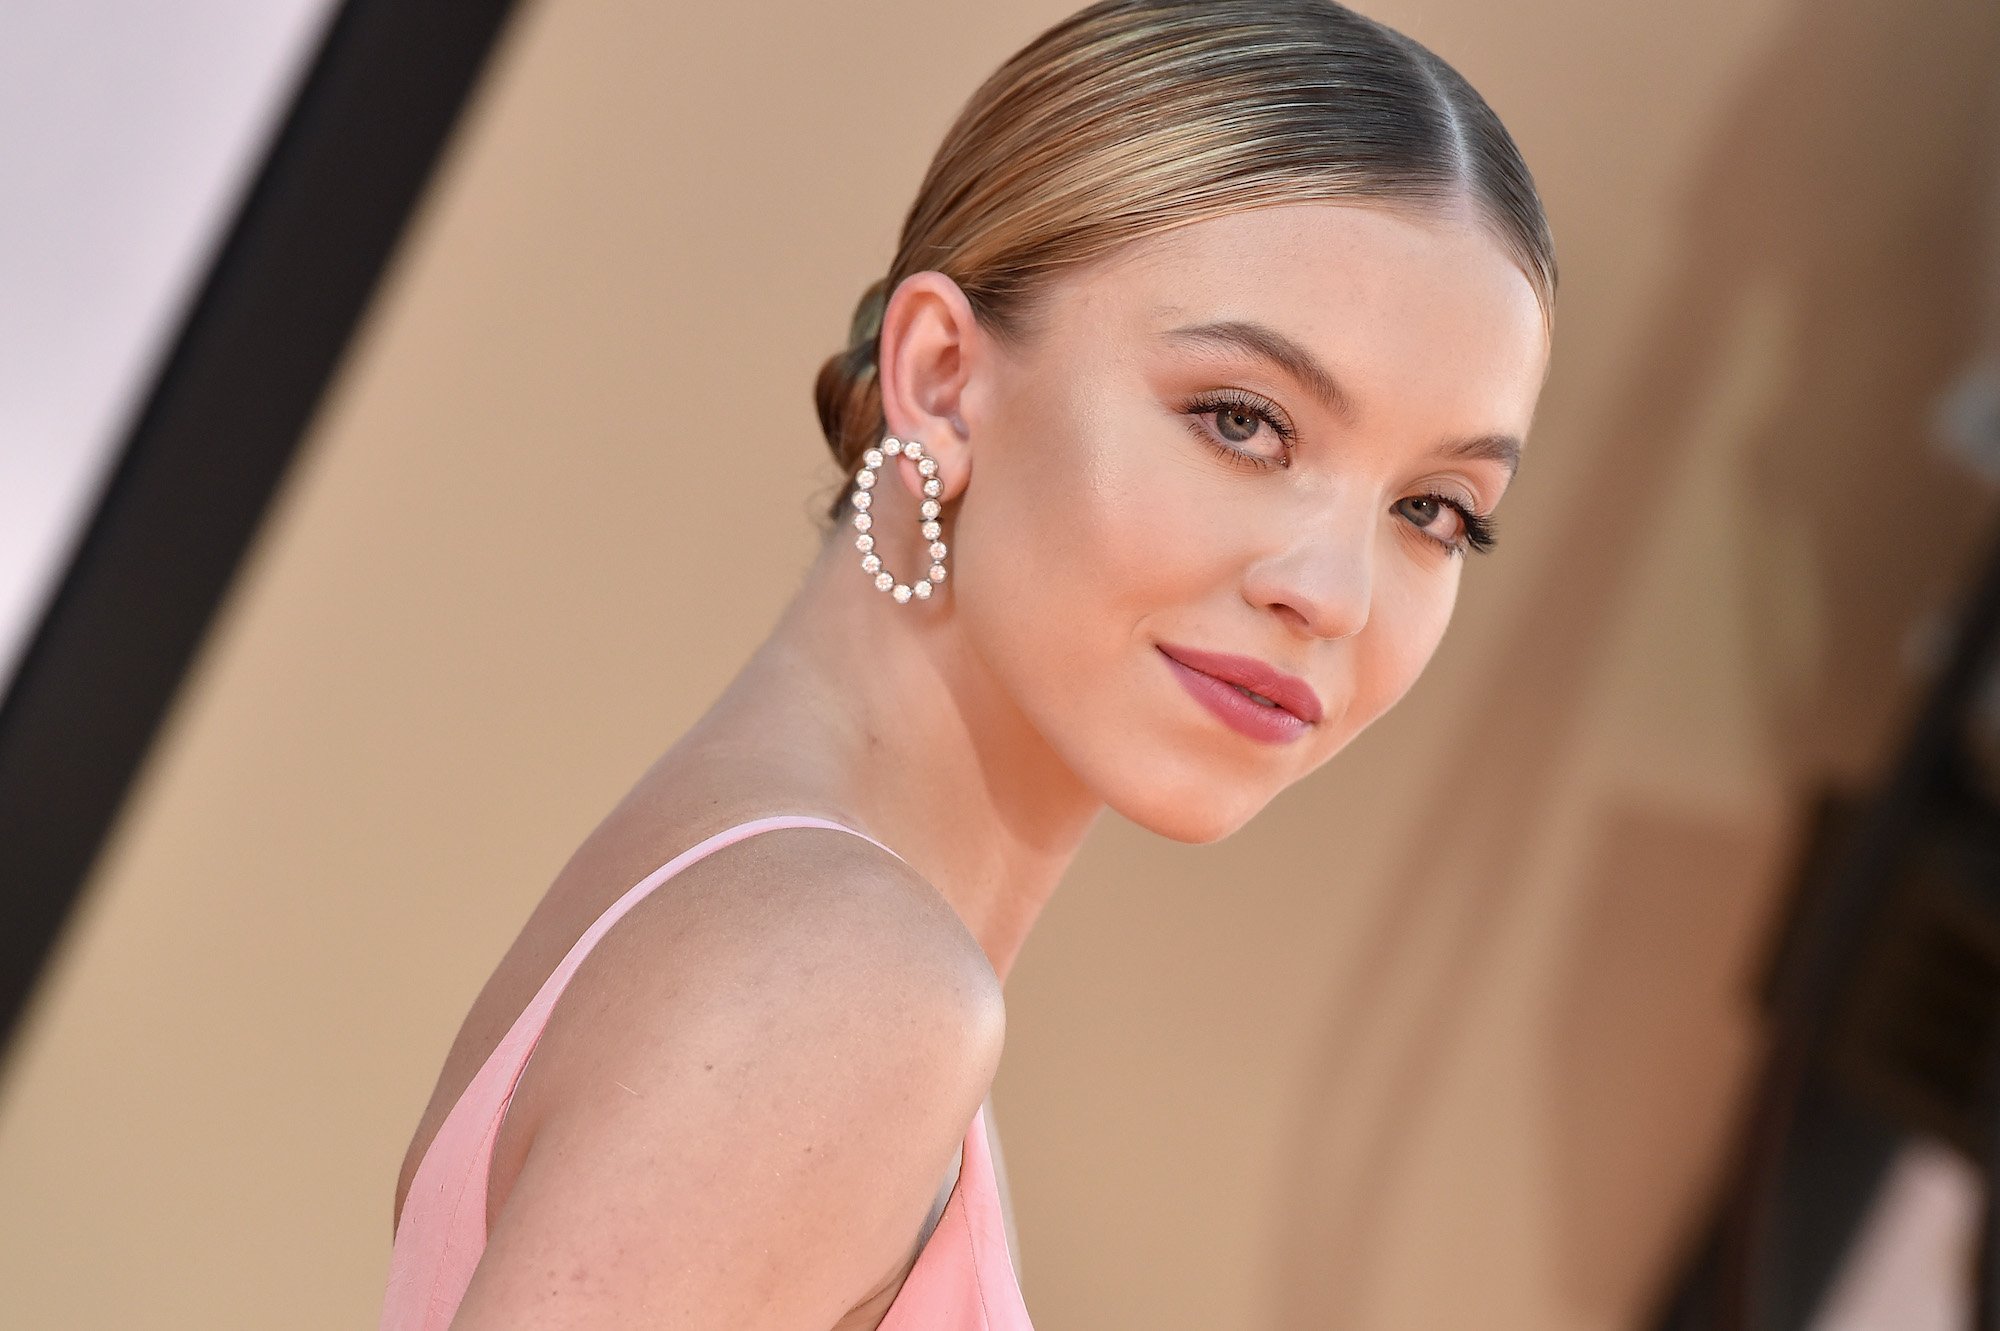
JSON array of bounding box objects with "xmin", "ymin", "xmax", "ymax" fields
[{"xmin": 940, "ymin": 201, "xmax": 1551, "ymax": 844}]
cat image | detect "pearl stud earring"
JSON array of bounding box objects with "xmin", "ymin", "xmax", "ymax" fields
[{"xmin": 851, "ymin": 435, "xmax": 948, "ymax": 604}]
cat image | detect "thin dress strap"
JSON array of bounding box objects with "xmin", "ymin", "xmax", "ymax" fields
[{"xmin": 380, "ymin": 814, "xmax": 906, "ymax": 1330}]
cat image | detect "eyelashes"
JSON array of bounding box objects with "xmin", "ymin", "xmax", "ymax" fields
[
  {"xmin": 1182, "ymin": 387, "xmax": 1296, "ymax": 460},
  {"xmin": 1178, "ymin": 389, "xmax": 1501, "ymax": 558}
]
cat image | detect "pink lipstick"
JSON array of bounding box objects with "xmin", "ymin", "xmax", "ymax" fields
[{"xmin": 1156, "ymin": 641, "xmax": 1322, "ymax": 745}]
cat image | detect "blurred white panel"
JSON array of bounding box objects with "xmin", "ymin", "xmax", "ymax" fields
[
  {"xmin": 1810, "ymin": 1137, "xmax": 1978, "ymax": 1331},
  {"xmin": 0, "ymin": 0, "xmax": 341, "ymax": 702}
]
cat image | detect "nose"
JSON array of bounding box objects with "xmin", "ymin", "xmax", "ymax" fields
[{"xmin": 1241, "ymin": 516, "xmax": 1375, "ymax": 642}]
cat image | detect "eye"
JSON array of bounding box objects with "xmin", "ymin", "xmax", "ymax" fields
[
  {"xmin": 1180, "ymin": 388, "xmax": 1295, "ymax": 469},
  {"xmin": 1396, "ymin": 492, "xmax": 1500, "ymax": 557}
]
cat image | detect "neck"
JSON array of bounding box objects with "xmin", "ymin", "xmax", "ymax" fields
[{"xmin": 677, "ymin": 529, "xmax": 1105, "ymax": 984}]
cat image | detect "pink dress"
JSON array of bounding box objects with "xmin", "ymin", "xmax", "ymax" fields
[{"xmin": 380, "ymin": 814, "xmax": 1033, "ymax": 1329}]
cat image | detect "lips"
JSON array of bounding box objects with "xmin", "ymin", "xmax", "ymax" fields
[{"xmin": 1155, "ymin": 641, "xmax": 1324, "ymax": 725}]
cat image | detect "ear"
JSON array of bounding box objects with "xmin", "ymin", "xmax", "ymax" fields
[{"xmin": 875, "ymin": 270, "xmax": 980, "ymax": 505}]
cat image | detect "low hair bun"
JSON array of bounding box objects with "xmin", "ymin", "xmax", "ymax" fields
[
  {"xmin": 814, "ymin": 275, "xmax": 893, "ymax": 520},
  {"xmin": 848, "ymin": 275, "xmax": 891, "ymax": 352}
]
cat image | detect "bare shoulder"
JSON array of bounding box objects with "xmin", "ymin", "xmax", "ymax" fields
[
  {"xmin": 590, "ymin": 821, "xmax": 1006, "ymax": 1049},
  {"xmin": 452, "ymin": 822, "xmax": 1004, "ymax": 1328}
]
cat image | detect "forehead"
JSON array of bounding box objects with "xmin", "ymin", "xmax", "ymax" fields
[{"xmin": 1053, "ymin": 202, "xmax": 1550, "ymax": 436}]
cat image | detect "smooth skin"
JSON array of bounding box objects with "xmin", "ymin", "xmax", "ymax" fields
[{"xmin": 394, "ymin": 200, "xmax": 1552, "ymax": 1327}]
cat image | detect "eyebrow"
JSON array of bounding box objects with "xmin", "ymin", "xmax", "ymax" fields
[{"xmin": 1160, "ymin": 318, "xmax": 1524, "ymax": 481}]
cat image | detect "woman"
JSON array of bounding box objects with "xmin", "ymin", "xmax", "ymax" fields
[{"xmin": 380, "ymin": 0, "xmax": 1556, "ymax": 1326}]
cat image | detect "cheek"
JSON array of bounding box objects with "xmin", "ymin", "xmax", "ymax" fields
[
  {"xmin": 951, "ymin": 389, "xmax": 1193, "ymax": 665},
  {"xmin": 946, "ymin": 375, "xmax": 1219, "ymax": 751},
  {"xmin": 1338, "ymin": 561, "xmax": 1460, "ymax": 742}
]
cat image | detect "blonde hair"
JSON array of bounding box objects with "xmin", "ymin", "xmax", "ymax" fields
[{"xmin": 813, "ymin": 0, "xmax": 1557, "ymax": 523}]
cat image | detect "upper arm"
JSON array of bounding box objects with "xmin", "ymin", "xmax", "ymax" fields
[{"xmin": 448, "ymin": 839, "xmax": 1005, "ymax": 1329}]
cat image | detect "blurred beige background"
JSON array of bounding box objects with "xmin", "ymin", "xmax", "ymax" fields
[{"xmin": 3, "ymin": 0, "xmax": 1998, "ymax": 1326}]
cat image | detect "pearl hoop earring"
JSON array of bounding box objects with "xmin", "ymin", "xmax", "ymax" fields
[{"xmin": 851, "ymin": 435, "xmax": 949, "ymax": 604}]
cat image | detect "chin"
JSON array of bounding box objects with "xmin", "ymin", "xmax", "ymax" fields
[{"xmin": 1104, "ymin": 774, "xmax": 1272, "ymax": 846}]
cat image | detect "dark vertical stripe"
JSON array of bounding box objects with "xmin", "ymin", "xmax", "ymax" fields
[{"xmin": 0, "ymin": 0, "xmax": 525, "ymax": 1060}]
